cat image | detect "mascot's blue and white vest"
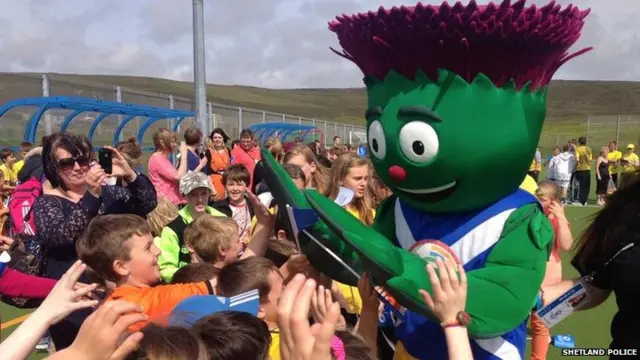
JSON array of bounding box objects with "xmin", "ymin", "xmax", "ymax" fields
[{"xmin": 383, "ymin": 189, "xmax": 538, "ymax": 360}]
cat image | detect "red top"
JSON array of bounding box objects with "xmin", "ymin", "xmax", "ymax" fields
[
  {"xmin": 231, "ymin": 145, "xmax": 262, "ymax": 188},
  {"xmin": 0, "ymin": 268, "xmax": 56, "ymax": 299}
]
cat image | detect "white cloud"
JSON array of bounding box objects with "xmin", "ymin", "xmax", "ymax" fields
[{"xmin": 0, "ymin": 0, "xmax": 637, "ymax": 88}]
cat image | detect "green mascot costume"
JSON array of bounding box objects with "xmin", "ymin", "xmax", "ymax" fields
[{"xmin": 260, "ymin": 1, "xmax": 591, "ymax": 359}]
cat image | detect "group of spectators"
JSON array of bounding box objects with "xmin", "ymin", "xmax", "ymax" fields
[
  {"xmin": 0, "ymin": 126, "xmax": 471, "ymax": 360},
  {"xmin": 529, "ymin": 138, "xmax": 640, "ymax": 206},
  {"xmin": 0, "ymin": 125, "xmax": 637, "ymax": 360}
]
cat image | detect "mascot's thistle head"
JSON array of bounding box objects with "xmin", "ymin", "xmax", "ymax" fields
[{"xmin": 330, "ymin": 0, "xmax": 590, "ymax": 213}]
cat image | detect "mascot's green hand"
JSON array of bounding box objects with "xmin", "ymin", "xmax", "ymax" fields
[
  {"xmin": 305, "ymin": 190, "xmax": 404, "ymax": 274},
  {"xmin": 306, "ymin": 190, "xmax": 447, "ymax": 320},
  {"xmin": 259, "ymin": 149, "xmax": 363, "ymax": 284}
]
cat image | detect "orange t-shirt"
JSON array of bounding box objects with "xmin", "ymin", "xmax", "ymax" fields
[
  {"xmin": 208, "ymin": 147, "xmax": 230, "ymax": 197},
  {"xmin": 106, "ymin": 282, "xmax": 212, "ymax": 331}
]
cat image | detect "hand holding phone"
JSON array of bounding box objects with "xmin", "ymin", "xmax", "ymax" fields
[{"xmin": 98, "ymin": 148, "xmax": 113, "ymax": 174}]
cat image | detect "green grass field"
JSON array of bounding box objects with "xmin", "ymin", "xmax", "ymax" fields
[{"xmin": 0, "ymin": 204, "xmax": 615, "ymax": 359}]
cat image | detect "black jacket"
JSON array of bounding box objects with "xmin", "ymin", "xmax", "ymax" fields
[
  {"xmin": 209, "ymin": 196, "xmax": 255, "ymax": 218},
  {"xmin": 17, "ymin": 154, "xmax": 44, "ymax": 183}
]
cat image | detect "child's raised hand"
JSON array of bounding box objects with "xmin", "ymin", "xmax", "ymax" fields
[
  {"xmin": 63, "ymin": 300, "xmax": 147, "ymax": 360},
  {"xmin": 357, "ymin": 273, "xmax": 381, "ymax": 314},
  {"xmin": 283, "ymin": 254, "xmax": 311, "ymax": 275},
  {"xmin": 0, "ymin": 235, "xmax": 14, "ymax": 252},
  {"xmin": 310, "ymin": 284, "xmax": 346, "ymax": 329},
  {"xmin": 37, "ymin": 260, "xmax": 99, "ymax": 326},
  {"xmin": 419, "ymin": 259, "xmax": 467, "ymax": 324},
  {"xmin": 548, "ymin": 201, "xmax": 566, "ymax": 220},
  {"xmin": 278, "ymin": 274, "xmax": 341, "ymax": 360},
  {"xmin": 247, "ymin": 191, "xmax": 274, "ymax": 227}
]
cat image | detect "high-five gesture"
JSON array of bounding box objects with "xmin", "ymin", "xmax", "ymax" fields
[
  {"xmin": 50, "ymin": 301, "xmax": 147, "ymax": 360},
  {"xmin": 278, "ymin": 274, "xmax": 341, "ymax": 360},
  {"xmin": 419, "ymin": 259, "xmax": 473, "ymax": 360},
  {"xmin": 0, "ymin": 261, "xmax": 99, "ymax": 360},
  {"xmin": 419, "ymin": 259, "xmax": 467, "ymax": 324},
  {"xmin": 38, "ymin": 260, "xmax": 99, "ymax": 325}
]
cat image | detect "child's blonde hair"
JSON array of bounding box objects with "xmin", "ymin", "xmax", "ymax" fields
[
  {"xmin": 536, "ymin": 180, "xmax": 560, "ymax": 201},
  {"xmin": 115, "ymin": 137, "xmax": 142, "ymax": 170},
  {"xmin": 147, "ymin": 198, "xmax": 179, "ymax": 236},
  {"xmin": 184, "ymin": 216, "xmax": 238, "ymax": 263},
  {"xmin": 326, "ymin": 153, "xmax": 375, "ymax": 225},
  {"xmin": 264, "ymin": 137, "xmax": 283, "ymax": 157},
  {"xmin": 284, "ymin": 145, "xmax": 330, "ymax": 193}
]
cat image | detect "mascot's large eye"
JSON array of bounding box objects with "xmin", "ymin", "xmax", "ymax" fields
[
  {"xmin": 367, "ymin": 120, "xmax": 386, "ymax": 160},
  {"xmin": 399, "ymin": 121, "xmax": 439, "ymax": 164}
]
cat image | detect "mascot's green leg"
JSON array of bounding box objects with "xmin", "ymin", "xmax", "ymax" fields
[{"xmin": 307, "ymin": 190, "xmax": 553, "ymax": 337}]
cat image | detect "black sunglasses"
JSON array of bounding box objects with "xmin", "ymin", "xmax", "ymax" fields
[{"xmin": 58, "ymin": 156, "xmax": 90, "ymax": 170}]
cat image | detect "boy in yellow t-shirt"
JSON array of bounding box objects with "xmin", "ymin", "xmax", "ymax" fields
[{"xmin": 216, "ymin": 257, "xmax": 285, "ymax": 360}]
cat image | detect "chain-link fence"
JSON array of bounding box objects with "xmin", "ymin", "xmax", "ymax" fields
[
  {"xmin": 35, "ymin": 74, "xmax": 366, "ymax": 148},
  {"xmin": 538, "ymin": 114, "xmax": 640, "ymax": 155},
  {"xmin": 2, "ymin": 73, "xmax": 639, "ymax": 162}
]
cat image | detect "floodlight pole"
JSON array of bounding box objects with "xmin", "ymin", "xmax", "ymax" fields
[{"xmin": 193, "ymin": 0, "xmax": 208, "ymax": 139}]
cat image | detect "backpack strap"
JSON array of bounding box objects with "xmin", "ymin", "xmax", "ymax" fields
[{"xmin": 167, "ymin": 216, "xmax": 191, "ymax": 264}]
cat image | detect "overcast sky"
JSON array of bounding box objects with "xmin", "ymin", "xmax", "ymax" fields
[{"xmin": 0, "ymin": 0, "xmax": 638, "ymax": 89}]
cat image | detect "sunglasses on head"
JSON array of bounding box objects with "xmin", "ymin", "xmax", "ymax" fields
[{"xmin": 58, "ymin": 156, "xmax": 90, "ymax": 170}]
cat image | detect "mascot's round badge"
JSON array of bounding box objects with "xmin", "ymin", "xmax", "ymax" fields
[{"xmin": 409, "ymin": 240, "xmax": 461, "ymax": 266}]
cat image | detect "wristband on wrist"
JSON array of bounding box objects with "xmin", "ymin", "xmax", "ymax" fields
[
  {"xmin": 441, "ymin": 311, "xmax": 470, "ymax": 328},
  {"xmin": 441, "ymin": 320, "xmax": 465, "ymax": 328}
]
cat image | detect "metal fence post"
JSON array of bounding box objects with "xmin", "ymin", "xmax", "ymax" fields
[
  {"xmin": 238, "ymin": 107, "xmax": 243, "ymax": 137},
  {"xmin": 324, "ymin": 121, "xmax": 328, "ymax": 147},
  {"xmin": 262, "ymin": 111, "xmax": 266, "ymax": 124},
  {"xmin": 42, "ymin": 74, "xmax": 52, "ymax": 135},
  {"xmin": 168, "ymin": 95, "xmax": 175, "ymax": 132},
  {"xmin": 586, "ymin": 114, "xmax": 590, "ymax": 140},
  {"xmin": 115, "ymin": 86, "xmax": 123, "ymax": 142},
  {"xmin": 208, "ymin": 102, "xmax": 215, "ymax": 128},
  {"xmin": 616, "ymin": 114, "xmax": 621, "ymax": 145},
  {"xmin": 282, "ymin": 114, "xmax": 286, "ymax": 123},
  {"xmin": 298, "ymin": 116, "xmax": 302, "ymax": 124}
]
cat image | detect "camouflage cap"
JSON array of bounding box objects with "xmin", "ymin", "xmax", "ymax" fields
[{"xmin": 180, "ymin": 171, "xmax": 213, "ymax": 196}]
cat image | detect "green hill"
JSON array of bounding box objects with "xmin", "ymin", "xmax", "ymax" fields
[{"xmin": 1, "ymin": 73, "xmax": 639, "ymax": 126}]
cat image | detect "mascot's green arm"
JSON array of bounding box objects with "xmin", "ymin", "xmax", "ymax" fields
[
  {"xmin": 464, "ymin": 204, "xmax": 553, "ymax": 336},
  {"xmin": 257, "ymin": 149, "xmax": 365, "ymax": 284},
  {"xmin": 306, "ymin": 191, "xmax": 553, "ymax": 337},
  {"xmin": 387, "ymin": 204, "xmax": 553, "ymax": 337}
]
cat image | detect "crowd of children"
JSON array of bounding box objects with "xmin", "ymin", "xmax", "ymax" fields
[{"xmin": 0, "ymin": 126, "xmax": 592, "ymax": 360}]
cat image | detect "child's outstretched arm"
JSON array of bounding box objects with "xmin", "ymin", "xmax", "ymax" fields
[
  {"xmin": 419, "ymin": 259, "xmax": 472, "ymax": 360},
  {"xmin": 354, "ymin": 273, "xmax": 380, "ymax": 359},
  {"xmin": 0, "ymin": 261, "xmax": 98, "ymax": 360},
  {"xmin": 243, "ymin": 192, "xmax": 274, "ymax": 258},
  {"xmin": 549, "ymin": 201, "xmax": 573, "ymax": 251}
]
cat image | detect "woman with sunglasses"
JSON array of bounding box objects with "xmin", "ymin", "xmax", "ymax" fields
[{"xmin": 31, "ymin": 132, "xmax": 157, "ymax": 351}]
